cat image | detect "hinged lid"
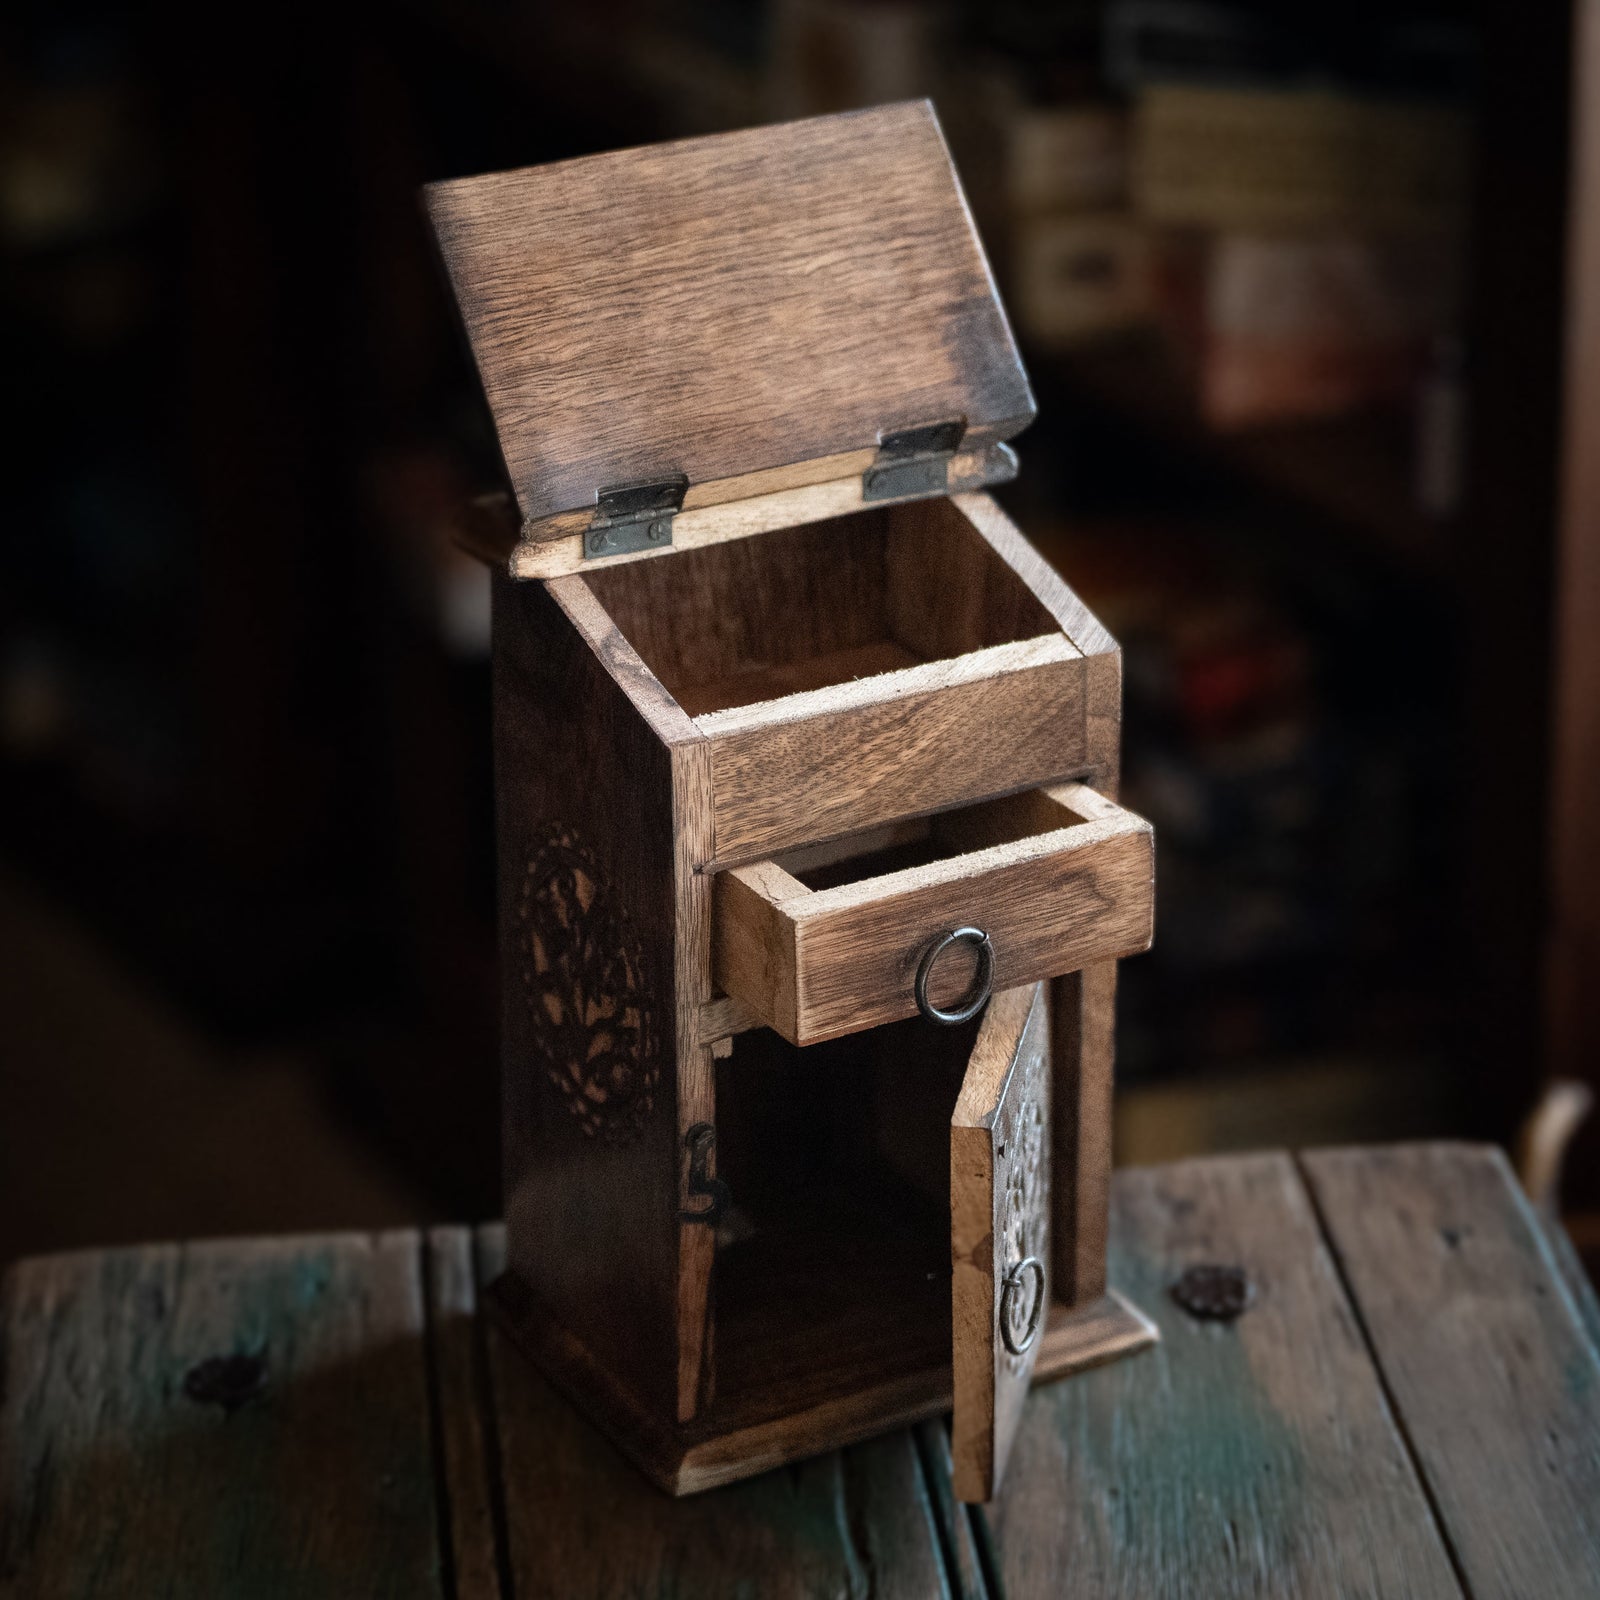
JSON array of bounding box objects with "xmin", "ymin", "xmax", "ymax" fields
[{"xmin": 425, "ymin": 101, "xmax": 1035, "ymax": 568}]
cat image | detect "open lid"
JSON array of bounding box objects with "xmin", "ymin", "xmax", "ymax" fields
[{"xmin": 425, "ymin": 101, "xmax": 1035, "ymax": 573}]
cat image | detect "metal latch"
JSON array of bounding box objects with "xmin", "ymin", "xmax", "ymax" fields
[
  {"xmin": 862, "ymin": 420, "xmax": 966, "ymax": 503},
  {"xmin": 586, "ymin": 474, "xmax": 688, "ymax": 559}
]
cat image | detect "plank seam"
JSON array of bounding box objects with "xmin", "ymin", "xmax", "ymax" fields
[
  {"xmin": 470, "ymin": 1232, "xmax": 519, "ymax": 1600},
  {"xmin": 418, "ymin": 1234, "xmax": 461, "ymax": 1600},
  {"xmin": 909, "ymin": 1420, "xmax": 978, "ymax": 1600},
  {"xmin": 1292, "ymin": 1152, "xmax": 1477, "ymax": 1600}
]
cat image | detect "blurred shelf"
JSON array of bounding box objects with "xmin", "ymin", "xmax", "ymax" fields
[{"xmin": 1044, "ymin": 339, "xmax": 1453, "ymax": 579}]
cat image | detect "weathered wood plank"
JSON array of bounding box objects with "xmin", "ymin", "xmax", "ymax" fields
[
  {"xmin": 1301, "ymin": 1142, "xmax": 1600, "ymax": 1599},
  {"xmin": 982, "ymin": 1154, "xmax": 1465, "ymax": 1599},
  {"xmin": 474, "ymin": 1225, "xmax": 951, "ymax": 1599},
  {"xmin": 913, "ymin": 1421, "xmax": 993, "ymax": 1600},
  {"xmin": 423, "ymin": 1228, "xmax": 504, "ymax": 1600},
  {"xmin": 0, "ymin": 1233, "xmax": 445, "ymax": 1600}
]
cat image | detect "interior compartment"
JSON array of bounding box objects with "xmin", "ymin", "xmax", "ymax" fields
[
  {"xmin": 707, "ymin": 1010, "xmax": 985, "ymax": 1423},
  {"xmin": 583, "ymin": 497, "xmax": 1059, "ymax": 716},
  {"xmin": 770, "ymin": 786, "xmax": 1100, "ymax": 893}
]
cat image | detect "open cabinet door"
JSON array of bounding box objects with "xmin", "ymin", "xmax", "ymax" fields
[{"xmin": 951, "ymin": 982, "xmax": 1051, "ymax": 1503}]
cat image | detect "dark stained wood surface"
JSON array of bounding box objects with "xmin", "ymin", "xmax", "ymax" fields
[
  {"xmin": 4, "ymin": 1145, "xmax": 1596, "ymax": 1597},
  {"xmin": 424, "ymin": 102, "xmax": 1034, "ymax": 532},
  {"xmin": 0, "ymin": 1233, "xmax": 443, "ymax": 1599}
]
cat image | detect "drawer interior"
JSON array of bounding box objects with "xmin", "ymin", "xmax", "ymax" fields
[
  {"xmin": 583, "ymin": 497, "xmax": 1060, "ymax": 716},
  {"xmin": 771, "ymin": 786, "xmax": 1102, "ymax": 891},
  {"xmin": 708, "ymin": 1012, "xmax": 982, "ymax": 1424}
]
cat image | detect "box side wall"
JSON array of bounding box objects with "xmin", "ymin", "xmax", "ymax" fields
[{"xmin": 492, "ymin": 572, "xmax": 681, "ymax": 1418}]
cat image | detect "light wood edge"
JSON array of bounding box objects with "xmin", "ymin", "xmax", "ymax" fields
[
  {"xmin": 950, "ymin": 1121, "xmax": 998, "ymax": 1503},
  {"xmin": 508, "ymin": 445, "xmax": 1019, "ymax": 579},
  {"xmin": 489, "ymin": 1262, "xmax": 1156, "ymax": 1498},
  {"xmin": 694, "ymin": 634, "xmax": 1079, "ymax": 740},
  {"xmin": 695, "ymin": 993, "xmax": 763, "ymax": 1047},
  {"xmin": 952, "ymin": 984, "xmax": 1040, "ymax": 1129},
  {"xmin": 950, "ymin": 984, "xmax": 1042, "ymax": 1502},
  {"xmin": 1044, "ymin": 780, "xmax": 1125, "ymax": 823},
  {"xmin": 672, "ymin": 735, "xmax": 718, "ymax": 1423},
  {"xmin": 711, "ymin": 862, "xmax": 806, "ymax": 1041},
  {"xmin": 544, "ymin": 574, "xmax": 704, "ymax": 751},
  {"xmin": 791, "ymin": 806, "xmax": 1150, "ymax": 921}
]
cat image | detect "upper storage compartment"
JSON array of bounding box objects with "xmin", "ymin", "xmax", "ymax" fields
[
  {"xmin": 425, "ymin": 101, "xmax": 1035, "ymax": 577},
  {"xmin": 568, "ymin": 491, "xmax": 1111, "ymax": 864}
]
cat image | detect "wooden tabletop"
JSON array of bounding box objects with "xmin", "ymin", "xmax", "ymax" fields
[{"xmin": 3, "ymin": 1143, "xmax": 1597, "ymax": 1598}]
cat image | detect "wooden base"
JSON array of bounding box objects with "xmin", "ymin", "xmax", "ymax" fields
[{"xmin": 489, "ymin": 1271, "xmax": 1158, "ymax": 1496}]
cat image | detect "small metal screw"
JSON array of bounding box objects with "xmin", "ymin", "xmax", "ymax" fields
[
  {"xmin": 588, "ymin": 529, "xmax": 609, "ymax": 554},
  {"xmin": 648, "ymin": 518, "xmax": 667, "ymax": 541}
]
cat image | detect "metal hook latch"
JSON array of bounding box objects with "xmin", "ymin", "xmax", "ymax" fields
[{"xmin": 678, "ymin": 1122, "xmax": 730, "ymax": 1226}]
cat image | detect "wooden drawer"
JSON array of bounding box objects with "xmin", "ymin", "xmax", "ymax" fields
[{"xmin": 713, "ymin": 783, "xmax": 1153, "ymax": 1045}]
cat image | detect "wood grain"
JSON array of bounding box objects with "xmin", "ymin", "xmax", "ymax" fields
[
  {"xmin": 951, "ymin": 984, "xmax": 1052, "ymax": 1502},
  {"xmin": 585, "ymin": 509, "xmax": 897, "ymax": 710},
  {"xmin": 1300, "ymin": 1142, "xmax": 1600, "ymax": 1598},
  {"xmin": 426, "ymin": 102, "xmax": 1034, "ymax": 530},
  {"xmin": 670, "ymin": 734, "xmax": 719, "ymax": 1424},
  {"xmin": 0, "ymin": 1234, "xmax": 443, "ymax": 1599},
  {"xmin": 983, "ymin": 1154, "xmax": 1465, "ymax": 1599},
  {"xmin": 714, "ymin": 785, "xmax": 1155, "ymax": 1044},
  {"xmin": 508, "ymin": 444, "xmax": 1018, "ymax": 576},
  {"xmin": 701, "ymin": 638, "xmax": 1087, "ymax": 866},
  {"xmin": 476, "ymin": 1228, "xmax": 953, "ymax": 1596}
]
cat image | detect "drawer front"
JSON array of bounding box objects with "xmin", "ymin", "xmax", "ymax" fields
[
  {"xmin": 699, "ymin": 638, "xmax": 1089, "ymax": 866},
  {"xmin": 713, "ymin": 784, "xmax": 1154, "ymax": 1046}
]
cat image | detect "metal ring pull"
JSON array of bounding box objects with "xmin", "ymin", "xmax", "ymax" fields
[
  {"xmin": 1000, "ymin": 1255, "xmax": 1046, "ymax": 1356},
  {"xmin": 914, "ymin": 926, "xmax": 994, "ymax": 1025}
]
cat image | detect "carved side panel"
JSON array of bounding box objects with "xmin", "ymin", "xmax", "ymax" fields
[{"xmin": 516, "ymin": 826, "xmax": 660, "ymax": 1143}]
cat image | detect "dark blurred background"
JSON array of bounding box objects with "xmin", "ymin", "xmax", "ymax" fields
[{"xmin": 4, "ymin": 1, "xmax": 1597, "ymax": 1269}]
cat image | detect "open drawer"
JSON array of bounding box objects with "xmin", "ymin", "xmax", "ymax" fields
[{"xmin": 712, "ymin": 782, "xmax": 1154, "ymax": 1046}]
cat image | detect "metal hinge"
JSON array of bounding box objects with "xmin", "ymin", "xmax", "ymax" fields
[
  {"xmin": 862, "ymin": 420, "xmax": 966, "ymax": 503},
  {"xmin": 585, "ymin": 474, "xmax": 688, "ymax": 559}
]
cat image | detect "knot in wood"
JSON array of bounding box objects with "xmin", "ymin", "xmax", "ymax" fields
[
  {"xmin": 1170, "ymin": 1264, "xmax": 1254, "ymax": 1322},
  {"xmin": 182, "ymin": 1351, "xmax": 268, "ymax": 1413}
]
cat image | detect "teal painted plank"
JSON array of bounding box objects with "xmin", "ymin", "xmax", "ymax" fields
[
  {"xmin": 475, "ymin": 1224, "xmax": 952, "ymax": 1600},
  {"xmin": 913, "ymin": 1420, "xmax": 991, "ymax": 1600},
  {"xmin": 980, "ymin": 1153, "xmax": 1464, "ymax": 1600},
  {"xmin": 0, "ymin": 1233, "xmax": 444, "ymax": 1600},
  {"xmin": 1303, "ymin": 1143, "xmax": 1600, "ymax": 1600}
]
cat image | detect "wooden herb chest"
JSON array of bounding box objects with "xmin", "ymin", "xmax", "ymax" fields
[{"xmin": 425, "ymin": 100, "xmax": 1157, "ymax": 1501}]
